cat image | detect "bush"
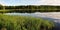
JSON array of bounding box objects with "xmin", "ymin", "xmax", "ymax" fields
[{"xmin": 0, "ymin": 15, "xmax": 55, "ymax": 30}]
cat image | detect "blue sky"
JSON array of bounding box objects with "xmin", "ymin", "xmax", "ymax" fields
[{"xmin": 0, "ymin": 0, "xmax": 60, "ymax": 6}]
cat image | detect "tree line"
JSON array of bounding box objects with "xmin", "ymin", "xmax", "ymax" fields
[{"xmin": 0, "ymin": 5, "xmax": 60, "ymax": 12}]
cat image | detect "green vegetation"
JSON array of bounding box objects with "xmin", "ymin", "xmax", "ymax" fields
[
  {"xmin": 0, "ymin": 10, "xmax": 14, "ymax": 13},
  {"xmin": 0, "ymin": 14, "xmax": 55, "ymax": 30},
  {"xmin": 0, "ymin": 5, "xmax": 60, "ymax": 13}
]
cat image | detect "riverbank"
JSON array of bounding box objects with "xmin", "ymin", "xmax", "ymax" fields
[
  {"xmin": 1, "ymin": 12, "xmax": 60, "ymax": 30},
  {"xmin": 4, "ymin": 12, "xmax": 60, "ymax": 29}
]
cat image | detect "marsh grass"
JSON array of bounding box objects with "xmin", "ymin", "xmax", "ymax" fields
[{"xmin": 0, "ymin": 14, "xmax": 55, "ymax": 30}]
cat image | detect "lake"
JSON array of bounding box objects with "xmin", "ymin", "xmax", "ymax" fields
[{"xmin": 5, "ymin": 12, "xmax": 60, "ymax": 27}]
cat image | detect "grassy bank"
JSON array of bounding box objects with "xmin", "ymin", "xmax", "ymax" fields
[
  {"xmin": 0, "ymin": 10, "xmax": 14, "ymax": 13},
  {"xmin": 0, "ymin": 15, "xmax": 55, "ymax": 30},
  {"xmin": 0, "ymin": 9, "xmax": 59, "ymax": 13}
]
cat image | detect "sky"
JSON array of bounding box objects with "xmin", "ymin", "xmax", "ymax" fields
[{"xmin": 0, "ymin": 0, "xmax": 60, "ymax": 6}]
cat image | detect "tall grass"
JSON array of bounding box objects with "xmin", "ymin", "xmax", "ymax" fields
[{"xmin": 0, "ymin": 15, "xmax": 55, "ymax": 30}]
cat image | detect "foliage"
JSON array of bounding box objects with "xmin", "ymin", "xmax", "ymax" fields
[
  {"xmin": 0, "ymin": 15, "xmax": 55, "ymax": 30},
  {"xmin": 0, "ymin": 5, "xmax": 60, "ymax": 13}
]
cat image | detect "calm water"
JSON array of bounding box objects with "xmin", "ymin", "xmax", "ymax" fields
[
  {"xmin": 5, "ymin": 12, "xmax": 60, "ymax": 19},
  {"xmin": 5, "ymin": 12, "xmax": 60, "ymax": 23}
]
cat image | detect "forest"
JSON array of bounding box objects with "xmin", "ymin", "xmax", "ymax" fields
[{"xmin": 0, "ymin": 5, "xmax": 60, "ymax": 13}]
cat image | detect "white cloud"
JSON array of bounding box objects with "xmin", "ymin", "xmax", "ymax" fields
[
  {"xmin": 39, "ymin": 0, "xmax": 60, "ymax": 5},
  {"xmin": 0, "ymin": 0, "xmax": 7, "ymax": 6},
  {"xmin": 0, "ymin": 0, "xmax": 60, "ymax": 6}
]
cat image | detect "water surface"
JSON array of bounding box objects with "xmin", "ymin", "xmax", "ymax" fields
[{"xmin": 5, "ymin": 12, "xmax": 60, "ymax": 23}]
